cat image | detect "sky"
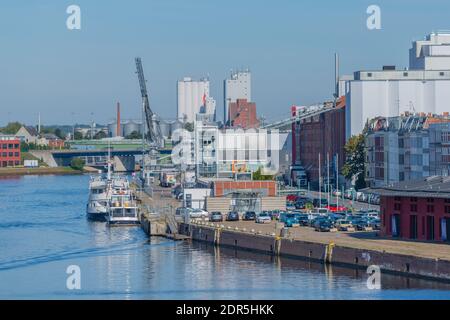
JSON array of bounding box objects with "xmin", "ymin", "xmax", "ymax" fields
[{"xmin": 1, "ymin": 0, "xmax": 450, "ymax": 126}]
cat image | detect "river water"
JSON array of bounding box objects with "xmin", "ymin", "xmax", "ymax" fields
[{"xmin": 0, "ymin": 174, "xmax": 449, "ymax": 300}]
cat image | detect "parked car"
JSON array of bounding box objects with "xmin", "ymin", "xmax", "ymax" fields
[
  {"xmin": 313, "ymin": 198, "xmax": 328, "ymax": 208},
  {"xmin": 335, "ymin": 219, "xmax": 353, "ymax": 231},
  {"xmin": 369, "ymin": 218, "xmax": 381, "ymax": 230},
  {"xmin": 269, "ymin": 210, "xmax": 281, "ymax": 220},
  {"xmin": 243, "ymin": 211, "xmax": 257, "ymax": 221},
  {"xmin": 351, "ymin": 218, "xmax": 370, "ymax": 231},
  {"xmin": 176, "ymin": 207, "xmax": 193, "ymax": 217},
  {"xmin": 286, "ymin": 202, "xmax": 296, "ymax": 210},
  {"xmin": 294, "ymin": 213, "xmax": 309, "ymax": 226},
  {"xmin": 314, "ymin": 219, "xmax": 334, "ymax": 232},
  {"xmin": 190, "ymin": 209, "xmax": 209, "ymax": 218},
  {"xmin": 226, "ymin": 211, "xmax": 240, "ymax": 221},
  {"xmin": 256, "ymin": 212, "xmax": 272, "ymax": 224},
  {"xmin": 280, "ymin": 212, "xmax": 299, "ymax": 227},
  {"xmin": 209, "ymin": 212, "xmax": 223, "ymax": 222}
]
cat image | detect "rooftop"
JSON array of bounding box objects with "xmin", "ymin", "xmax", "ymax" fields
[{"xmin": 366, "ymin": 176, "xmax": 450, "ymax": 199}]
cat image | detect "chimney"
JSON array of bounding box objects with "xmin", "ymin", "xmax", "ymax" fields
[{"xmin": 116, "ymin": 102, "xmax": 121, "ymax": 137}]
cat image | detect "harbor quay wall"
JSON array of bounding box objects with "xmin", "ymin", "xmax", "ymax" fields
[{"xmin": 179, "ymin": 223, "xmax": 450, "ymax": 282}]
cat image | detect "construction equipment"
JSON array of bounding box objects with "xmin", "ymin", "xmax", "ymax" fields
[{"xmin": 135, "ymin": 57, "xmax": 163, "ymax": 148}]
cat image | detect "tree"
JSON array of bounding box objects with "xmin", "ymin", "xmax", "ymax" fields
[
  {"xmin": 1, "ymin": 122, "xmax": 22, "ymax": 134},
  {"xmin": 74, "ymin": 131, "xmax": 83, "ymax": 140},
  {"xmin": 342, "ymin": 134, "xmax": 366, "ymax": 190},
  {"xmin": 54, "ymin": 128, "xmax": 66, "ymax": 140},
  {"xmin": 70, "ymin": 157, "xmax": 85, "ymax": 171},
  {"xmin": 126, "ymin": 131, "xmax": 141, "ymax": 139},
  {"xmin": 94, "ymin": 131, "xmax": 107, "ymax": 139},
  {"xmin": 253, "ymin": 167, "xmax": 274, "ymax": 181}
]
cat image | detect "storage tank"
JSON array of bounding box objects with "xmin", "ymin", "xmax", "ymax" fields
[
  {"xmin": 159, "ymin": 120, "xmax": 171, "ymax": 138},
  {"xmin": 108, "ymin": 122, "xmax": 119, "ymax": 137},
  {"xmin": 170, "ymin": 120, "xmax": 183, "ymax": 135},
  {"xmin": 123, "ymin": 120, "xmax": 142, "ymax": 138}
]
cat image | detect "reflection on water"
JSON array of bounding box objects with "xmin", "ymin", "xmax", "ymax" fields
[{"xmin": 0, "ymin": 174, "xmax": 449, "ymax": 299}]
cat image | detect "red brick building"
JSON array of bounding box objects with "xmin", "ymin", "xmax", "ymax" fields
[
  {"xmin": 0, "ymin": 135, "xmax": 21, "ymax": 167},
  {"xmin": 370, "ymin": 176, "xmax": 450, "ymax": 242},
  {"xmin": 228, "ymin": 99, "xmax": 259, "ymax": 129},
  {"xmin": 291, "ymin": 97, "xmax": 346, "ymax": 186}
]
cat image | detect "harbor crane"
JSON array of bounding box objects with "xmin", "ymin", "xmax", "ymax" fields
[{"xmin": 135, "ymin": 57, "xmax": 163, "ymax": 149}]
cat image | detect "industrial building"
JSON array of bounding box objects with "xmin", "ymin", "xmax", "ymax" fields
[
  {"xmin": 0, "ymin": 135, "xmax": 21, "ymax": 167},
  {"xmin": 177, "ymin": 77, "xmax": 216, "ymax": 123},
  {"xmin": 228, "ymin": 99, "xmax": 259, "ymax": 129},
  {"xmin": 224, "ymin": 70, "xmax": 251, "ymax": 124},
  {"xmin": 291, "ymin": 97, "xmax": 346, "ymax": 188},
  {"xmin": 345, "ymin": 32, "xmax": 450, "ymax": 139},
  {"xmin": 369, "ymin": 176, "xmax": 450, "ymax": 242},
  {"xmin": 365, "ymin": 114, "xmax": 450, "ymax": 187},
  {"xmin": 193, "ymin": 121, "xmax": 283, "ymax": 179}
]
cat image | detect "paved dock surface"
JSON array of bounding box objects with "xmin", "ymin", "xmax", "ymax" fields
[{"xmin": 203, "ymin": 220, "xmax": 450, "ymax": 261}]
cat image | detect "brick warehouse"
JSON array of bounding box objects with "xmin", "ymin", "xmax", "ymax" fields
[
  {"xmin": 0, "ymin": 135, "xmax": 21, "ymax": 167},
  {"xmin": 368, "ymin": 176, "xmax": 450, "ymax": 242},
  {"xmin": 291, "ymin": 97, "xmax": 346, "ymax": 186}
]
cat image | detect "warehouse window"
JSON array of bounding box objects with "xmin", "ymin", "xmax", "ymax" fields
[{"xmin": 403, "ymin": 72, "xmax": 408, "ymax": 77}]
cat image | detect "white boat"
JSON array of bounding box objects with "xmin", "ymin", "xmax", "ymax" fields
[
  {"xmin": 86, "ymin": 175, "xmax": 110, "ymax": 221},
  {"xmin": 106, "ymin": 190, "xmax": 140, "ymax": 226}
]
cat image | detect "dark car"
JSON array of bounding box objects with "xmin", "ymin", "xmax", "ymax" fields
[
  {"xmin": 269, "ymin": 210, "xmax": 281, "ymax": 220},
  {"xmin": 294, "ymin": 213, "xmax": 309, "ymax": 226},
  {"xmin": 209, "ymin": 212, "xmax": 223, "ymax": 222},
  {"xmin": 352, "ymin": 218, "xmax": 369, "ymax": 231},
  {"xmin": 314, "ymin": 219, "xmax": 334, "ymax": 232},
  {"xmin": 243, "ymin": 211, "xmax": 256, "ymax": 221},
  {"xmin": 295, "ymin": 199, "xmax": 307, "ymax": 209},
  {"xmin": 313, "ymin": 198, "xmax": 328, "ymax": 208},
  {"xmin": 226, "ymin": 211, "xmax": 240, "ymax": 221}
]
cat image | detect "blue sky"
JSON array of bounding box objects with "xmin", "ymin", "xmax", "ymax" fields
[{"xmin": 1, "ymin": 0, "xmax": 449, "ymax": 126}]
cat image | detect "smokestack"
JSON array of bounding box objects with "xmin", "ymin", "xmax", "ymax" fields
[
  {"xmin": 116, "ymin": 102, "xmax": 121, "ymax": 137},
  {"xmin": 334, "ymin": 53, "xmax": 339, "ymax": 100}
]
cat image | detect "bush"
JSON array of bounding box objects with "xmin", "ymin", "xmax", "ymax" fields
[{"xmin": 70, "ymin": 157, "xmax": 85, "ymax": 171}]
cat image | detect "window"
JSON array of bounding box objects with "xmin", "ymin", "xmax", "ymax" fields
[
  {"xmin": 403, "ymin": 72, "xmax": 408, "ymax": 77},
  {"xmin": 427, "ymin": 205, "xmax": 434, "ymax": 213},
  {"xmin": 440, "ymin": 72, "xmax": 445, "ymax": 76},
  {"xmin": 410, "ymin": 204, "xmax": 417, "ymax": 212},
  {"xmin": 14, "ymin": 152, "xmax": 19, "ymax": 157},
  {"xmin": 367, "ymin": 72, "xmax": 373, "ymax": 77},
  {"xmin": 445, "ymin": 206, "xmax": 450, "ymax": 214},
  {"xmin": 427, "ymin": 197, "xmax": 434, "ymax": 203},
  {"xmin": 394, "ymin": 196, "xmax": 401, "ymax": 201},
  {"xmin": 410, "ymin": 197, "xmax": 418, "ymax": 202},
  {"xmin": 394, "ymin": 203, "xmax": 402, "ymax": 211}
]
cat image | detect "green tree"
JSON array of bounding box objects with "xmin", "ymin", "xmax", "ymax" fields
[
  {"xmin": 54, "ymin": 128, "xmax": 66, "ymax": 140},
  {"xmin": 1, "ymin": 122, "xmax": 22, "ymax": 134},
  {"xmin": 70, "ymin": 157, "xmax": 85, "ymax": 171},
  {"xmin": 342, "ymin": 134, "xmax": 366, "ymax": 190},
  {"xmin": 126, "ymin": 131, "xmax": 141, "ymax": 139},
  {"xmin": 74, "ymin": 131, "xmax": 83, "ymax": 140},
  {"xmin": 94, "ymin": 131, "xmax": 107, "ymax": 139},
  {"xmin": 253, "ymin": 167, "xmax": 274, "ymax": 181}
]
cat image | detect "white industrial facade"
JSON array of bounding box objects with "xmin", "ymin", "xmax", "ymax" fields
[
  {"xmin": 345, "ymin": 32, "xmax": 450, "ymax": 139},
  {"xmin": 224, "ymin": 70, "xmax": 251, "ymax": 123},
  {"xmin": 177, "ymin": 77, "xmax": 216, "ymax": 123}
]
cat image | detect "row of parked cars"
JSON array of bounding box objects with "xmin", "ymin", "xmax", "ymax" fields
[{"xmin": 176, "ymin": 207, "xmax": 273, "ymax": 224}]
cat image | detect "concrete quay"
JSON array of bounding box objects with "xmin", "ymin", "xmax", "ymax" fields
[{"xmin": 179, "ymin": 220, "xmax": 450, "ymax": 282}]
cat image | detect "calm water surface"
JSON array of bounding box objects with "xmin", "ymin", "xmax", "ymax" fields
[{"xmin": 0, "ymin": 174, "xmax": 449, "ymax": 299}]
